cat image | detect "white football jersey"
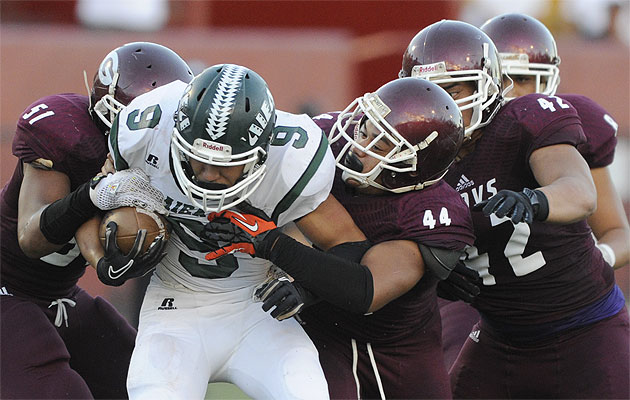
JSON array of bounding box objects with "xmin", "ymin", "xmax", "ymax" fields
[{"xmin": 109, "ymin": 80, "xmax": 334, "ymax": 292}]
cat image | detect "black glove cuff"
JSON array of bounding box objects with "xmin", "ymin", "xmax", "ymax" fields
[
  {"xmin": 522, "ymin": 188, "xmax": 549, "ymax": 221},
  {"xmin": 39, "ymin": 181, "xmax": 99, "ymax": 245}
]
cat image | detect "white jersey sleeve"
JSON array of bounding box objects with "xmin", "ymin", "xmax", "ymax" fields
[
  {"xmin": 248, "ymin": 110, "xmax": 335, "ymax": 227},
  {"xmin": 108, "ymin": 80, "xmax": 188, "ymax": 172}
]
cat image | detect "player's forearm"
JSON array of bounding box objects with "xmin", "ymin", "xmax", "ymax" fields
[
  {"xmin": 538, "ymin": 176, "xmax": 596, "ymax": 224},
  {"xmin": 17, "ymin": 208, "xmax": 68, "ymax": 259},
  {"xmin": 266, "ymin": 232, "xmax": 374, "ymax": 314},
  {"xmin": 75, "ymin": 216, "xmax": 105, "ymax": 268}
]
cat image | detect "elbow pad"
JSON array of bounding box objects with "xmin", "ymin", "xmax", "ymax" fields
[{"xmin": 417, "ymin": 243, "xmax": 464, "ymax": 280}]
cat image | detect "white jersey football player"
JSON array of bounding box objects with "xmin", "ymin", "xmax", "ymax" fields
[{"xmin": 105, "ymin": 64, "xmax": 365, "ymax": 399}]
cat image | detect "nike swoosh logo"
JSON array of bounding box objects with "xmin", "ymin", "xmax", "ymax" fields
[
  {"xmin": 232, "ymin": 214, "xmax": 258, "ymax": 232},
  {"xmin": 108, "ymin": 260, "xmax": 134, "ymax": 280}
]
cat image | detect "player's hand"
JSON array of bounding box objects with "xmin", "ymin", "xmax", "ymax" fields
[
  {"xmin": 254, "ymin": 276, "xmax": 318, "ymax": 322},
  {"xmin": 473, "ymin": 188, "xmax": 547, "ymax": 224},
  {"xmin": 89, "ymin": 168, "xmax": 168, "ymax": 215},
  {"xmin": 436, "ymin": 261, "xmax": 480, "ymax": 303},
  {"xmin": 203, "ymin": 203, "xmax": 278, "ymax": 260},
  {"xmin": 96, "ymin": 221, "xmax": 167, "ymax": 286}
]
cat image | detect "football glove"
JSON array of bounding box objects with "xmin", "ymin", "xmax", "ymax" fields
[
  {"xmin": 436, "ymin": 261, "xmax": 481, "ymax": 303},
  {"xmin": 203, "ymin": 203, "xmax": 278, "ymax": 261},
  {"xmin": 96, "ymin": 221, "xmax": 167, "ymax": 287},
  {"xmin": 473, "ymin": 188, "xmax": 548, "ymax": 224},
  {"xmin": 254, "ymin": 276, "xmax": 319, "ymax": 322},
  {"xmin": 89, "ymin": 168, "xmax": 168, "ymax": 215}
]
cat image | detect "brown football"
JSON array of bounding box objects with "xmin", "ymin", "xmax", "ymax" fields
[{"xmin": 98, "ymin": 207, "xmax": 170, "ymax": 255}]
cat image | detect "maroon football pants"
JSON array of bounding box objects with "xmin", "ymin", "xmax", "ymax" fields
[
  {"xmin": 304, "ymin": 310, "xmax": 452, "ymax": 399},
  {"xmin": 0, "ymin": 286, "xmax": 136, "ymax": 399},
  {"xmin": 450, "ymin": 307, "xmax": 630, "ymax": 399}
]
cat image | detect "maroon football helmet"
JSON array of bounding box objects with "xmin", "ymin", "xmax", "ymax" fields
[
  {"xmin": 480, "ymin": 13, "xmax": 561, "ymax": 100},
  {"xmin": 330, "ymin": 77, "xmax": 464, "ymax": 193},
  {"xmin": 90, "ymin": 42, "xmax": 193, "ymax": 130},
  {"xmin": 399, "ymin": 20, "xmax": 503, "ymax": 138}
]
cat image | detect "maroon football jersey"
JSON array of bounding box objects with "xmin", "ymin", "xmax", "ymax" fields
[
  {"xmin": 444, "ymin": 93, "xmax": 615, "ymax": 326},
  {"xmin": 302, "ymin": 112, "xmax": 475, "ymax": 343},
  {"xmin": 558, "ymin": 94, "xmax": 618, "ymax": 168},
  {"xmin": 0, "ymin": 94, "xmax": 108, "ymax": 298}
]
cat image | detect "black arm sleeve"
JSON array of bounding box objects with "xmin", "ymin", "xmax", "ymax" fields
[
  {"xmin": 39, "ymin": 181, "xmax": 99, "ymax": 245},
  {"xmin": 266, "ymin": 233, "xmax": 374, "ymax": 314}
]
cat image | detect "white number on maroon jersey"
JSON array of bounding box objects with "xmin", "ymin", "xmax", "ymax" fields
[
  {"xmin": 464, "ymin": 215, "xmax": 546, "ymax": 285},
  {"xmin": 537, "ymin": 96, "xmax": 570, "ymax": 112},
  {"xmin": 22, "ymin": 103, "xmax": 55, "ymax": 125},
  {"xmin": 423, "ymin": 207, "xmax": 451, "ymax": 229}
]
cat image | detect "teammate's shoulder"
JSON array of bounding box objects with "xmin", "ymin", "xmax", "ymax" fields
[
  {"xmin": 556, "ymin": 93, "xmax": 611, "ymax": 116},
  {"xmin": 499, "ymin": 93, "xmax": 579, "ymax": 130},
  {"xmin": 18, "ymin": 93, "xmax": 89, "ymax": 124},
  {"xmin": 16, "ymin": 93, "xmax": 96, "ymax": 138}
]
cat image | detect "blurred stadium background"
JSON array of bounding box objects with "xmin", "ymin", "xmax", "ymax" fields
[{"xmin": 1, "ymin": 1, "xmax": 628, "ymax": 398}]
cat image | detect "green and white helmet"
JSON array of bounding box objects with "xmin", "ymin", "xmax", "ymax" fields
[{"xmin": 171, "ymin": 64, "xmax": 276, "ymax": 212}]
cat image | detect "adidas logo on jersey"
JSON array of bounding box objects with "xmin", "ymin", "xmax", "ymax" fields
[
  {"xmin": 158, "ymin": 298, "xmax": 177, "ymax": 310},
  {"xmin": 456, "ymin": 175, "xmax": 475, "ymax": 192},
  {"xmin": 469, "ymin": 329, "xmax": 480, "ymax": 343},
  {"xmin": 0, "ymin": 287, "xmax": 13, "ymax": 296}
]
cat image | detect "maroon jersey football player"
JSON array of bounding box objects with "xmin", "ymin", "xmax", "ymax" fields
[
  {"xmin": 401, "ymin": 20, "xmax": 628, "ymax": 399},
  {"xmin": 438, "ymin": 13, "xmax": 630, "ymax": 372},
  {"xmin": 0, "ymin": 43, "xmax": 192, "ymax": 399},
  {"xmin": 204, "ymin": 77, "xmax": 475, "ymax": 399},
  {"xmin": 481, "ymin": 12, "xmax": 628, "ymax": 270}
]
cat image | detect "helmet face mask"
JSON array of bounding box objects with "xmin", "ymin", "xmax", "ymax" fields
[
  {"xmin": 172, "ymin": 64, "xmax": 275, "ymax": 213},
  {"xmin": 330, "ymin": 78, "xmax": 464, "ymax": 193},
  {"xmin": 400, "ymin": 20, "xmax": 504, "ymax": 139},
  {"xmin": 90, "ymin": 42, "xmax": 193, "ymax": 131},
  {"xmin": 480, "ymin": 13, "xmax": 561, "ymax": 101}
]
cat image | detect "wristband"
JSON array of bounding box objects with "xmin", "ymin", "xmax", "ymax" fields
[
  {"xmin": 522, "ymin": 188, "xmax": 549, "ymax": 221},
  {"xmin": 596, "ymin": 243, "xmax": 616, "ymax": 267}
]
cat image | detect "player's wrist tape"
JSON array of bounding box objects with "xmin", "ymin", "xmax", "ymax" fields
[
  {"xmin": 39, "ymin": 181, "xmax": 99, "ymax": 245},
  {"xmin": 522, "ymin": 188, "xmax": 549, "ymax": 221},
  {"xmin": 267, "ymin": 233, "xmax": 374, "ymax": 314},
  {"xmin": 596, "ymin": 243, "xmax": 616, "ymax": 267}
]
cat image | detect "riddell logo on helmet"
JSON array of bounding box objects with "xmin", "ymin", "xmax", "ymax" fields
[
  {"xmin": 411, "ymin": 62, "xmax": 446, "ymax": 77},
  {"xmin": 202, "ymin": 142, "xmax": 225, "ymax": 152}
]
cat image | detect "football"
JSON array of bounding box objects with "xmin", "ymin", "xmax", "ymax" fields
[{"xmin": 98, "ymin": 207, "xmax": 170, "ymax": 255}]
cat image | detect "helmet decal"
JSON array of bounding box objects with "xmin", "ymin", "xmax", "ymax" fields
[
  {"xmin": 205, "ymin": 65, "xmax": 247, "ymax": 140},
  {"xmin": 247, "ymin": 88, "xmax": 274, "ymax": 146},
  {"xmin": 98, "ymin": 50, "xmax": 118, "ymax": 87}
]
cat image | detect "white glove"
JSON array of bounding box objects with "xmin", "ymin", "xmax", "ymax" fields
[{"xmin": 89, "ymin": 168, "xmax": 168, "ymax": 215}]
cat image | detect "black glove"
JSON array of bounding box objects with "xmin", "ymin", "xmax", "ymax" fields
[
  {"xmin": 203, "ymin": 203, "xmax": 279, "ymax": 261},
  {"xmin": 96, "ymin": 221, "xmax": 167, "ymax": 286},
  {"xmin": 254, "ymin": 276, "xmax": 319, "ymax": 321},
  {"xmin": 473, "ymin": 188, "xmax": 549, "ymax": 224},
  {"xmin": 436, "ymin": 261, "xmax": 481, "ymax": 303}
]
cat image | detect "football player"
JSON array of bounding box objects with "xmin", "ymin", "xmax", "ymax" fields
[
  {"xmin": 263, "ymin": 77, "xmax": 476, "ymax": 399},
  {"xmin": 202, "ymin": 77, "xmax": 476, "ymax": 399},
  {"xmin": 438, "ymin": 12, "xmax": 630, "ymax": 372},
  {"xmin": 0, "ymin": 43, "xmax": 192, "ymax": 398},
  {"xmin": 400, "ymin": 20, "xmax": 629, "ymax": 399},
  {"xmin": 99, "ymin": 64, "xmax": 367, "ymax": 399}
]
